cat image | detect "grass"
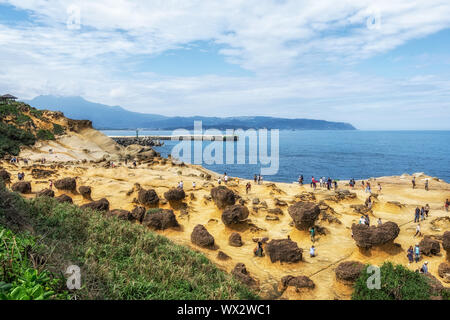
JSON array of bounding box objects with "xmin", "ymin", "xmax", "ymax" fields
[
  {"xmin": 0, "ymin": 122, "xmax": 36, "ymax": 157},
  {"xmin": 36, "ymin": 129, "xmax": 55, "ymax": 141},
  {"xmin": 0, "ymin": 183, "xmax": 259, "ymax": 300},
  {"xmin": 352, "ymin": 262, "xmax": 448, "ymax": 300}
]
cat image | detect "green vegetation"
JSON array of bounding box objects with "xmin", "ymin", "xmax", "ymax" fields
[
  {"xmin": 0, "ymin": 103, "xmax": 20, "ymax": 118},
  {"xmin": 29, "ymin": 109, "xmax": 43, "ymax": 119},
  {"xmin": 0, "ymin": 183, "xmax": 258, "ymax": 300},
  {"xmin": 36, "ymin": 129, "xmax": 55, "ymax": 141},
  {"xmin": 52, "ymin": 123, "xmax": 65, "ymax": 135},
  {"xmin": 0, "ymin": 122, "xmax": 36, "ymax": 157},
  {"xmin": 352, "ymin": 262, "xmax": 448, "ymax": 300}
]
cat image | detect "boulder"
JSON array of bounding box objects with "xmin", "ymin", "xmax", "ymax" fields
[
  {"xmin": 36, "ymin": 188, "xmax": 55, "ymax": 198},
  {"xmin": 78, "ymin": 186, "xmax": 92, "ymax": 200},
  {"xmin": 191, "ymin": 224, "xmax": 215, "ymax": 248},
  {"xmin": 438, "ymin": 262, "xmax": 450, "ymax": 282},
  {"xmin": 288, "ymin": 201, "xmax": 320, "ymax": 230},
  {"xmin": 443, "ymin": 231, "xmax": 450, "ymax": 252},
  {"xmin": 138, "ymin": 189, "xmax": 160, "ymax": 206},
  {"xmin": 423, "ymin": 273, "xmax": 445, "ymax": 297},
  {"xmin": 281, "ymin": 275, "xmax": 315, "ymax": 290},
  {"xmin": 164, "ymin": 188, "xmax": 186, "ymax": 202},
  {"xmin": 419, "ymin": 236, "xmax": 441, "ymax": 256},
  {"xmin": 142, "ymin": 209, "xmax": 179, "ymax": 230},
  {"xmin": 0, "ymin": 169, "xmax": 11, "ymax": 183},
  {"xmin": 211, "ymin": 186, "xmax": 236, "ymax": 209},
  {"xmin": 335, "ymin": 261, "xmax": 366, "ymax": 283},
  {"xmin": 131, "ymin": 206, "xmax": 146, "ymax": 222},
  {"xmin": 80, "ymin": 198, "xmax": 110, "ymax": 212},
  {"xmin": 221, "ymin": 205, "xmax": 249, "ymax": 226},
  {"xmin": 54, "ymin": 178, "xmax": 76, "ymax": 192},
  {"xmin": 351, "ymin": 222, "xmax": 400, "ymax": 249},
  {"xmin": 229, "ymin": 232, "xmax": 243, "ymax": 247},
  {"xmin": 55, "ymin": 194, "xmax": 73, "ymax": 204},
  {"xmin": 11, "ymin": 181, "xmax": 31, "ymax": 194},
  {"xmin": 266, "ymin": 239, "xmax": 302, "ymax": 263},
  {"xmin": 232, "ymin": 263, "xmax": 258, "ymax": 288},
  {"xmin": 217, "ymin": 251, "xmax": 231, "ymax": 261},
  {"xmin": 107, "ymin": 209, "xmax": 134, "ymax": 221}
]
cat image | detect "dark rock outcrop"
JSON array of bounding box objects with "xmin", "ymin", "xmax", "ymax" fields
[
  {"xmin": 54, "ymin": 178, "xmax": 76, "ymax": 192},
  {"xmin": 288, "ymin": 201, "xmax": 320, "ymax": 230},
  {"xmin": 11, "ymin": 181, "xmax": 31, "ymax": 194},
  {"xmin": 335, "ymin": 261, "xmax": 366, "ymax": 283},
  {"xmin": 78, "ymin": 186, "xmax": 92, "ymax": 200},
  {"xmin": 107, "ymin": 209, "xmax": 133, "ymax": 221},
  {"xmin": 281, "ymin": 275, "xmax": 315, "ymax": 289},
  {"xmin": 229, "ymin": 232, "xmax": 243, "ymax": 247},
  {"xmin": 138, "ymin": 189, "xmax": 159, "ymax": 206},
  {"xmin": 0, "ymin": 169, "xmax": 11, "ymax": 183},
  {"xmin": 232, "ymin": 263, "xmax": 258, "ymax": 288},
  {"xmin": 80, "ymin": 198, "xmax": 110, "ymax": 212},
  {"xmin": 55, "ymin": 194, "xmax": 73, "ymax": 204},
  {"xmin": 217, "ymin": 251, "xmax": 231, "ymax": 261},
  {"xmin": 164, "ymin": 188, "xmax": 186, "ymax": 202},
  {"xmin": 438, "ymin": 262, "xmax": 450, "ymax": 280},
  {"xmin": 131, "ymin": 206, "xmax": 146, "ymax": 222},
  {"xmin": 351, "ymin": 221, "xmax": 400, "ymax": 249},
  {"xmin": 443, "ymin": 231, "xmax": 450, "ymax": 252},
  {"xmin": 211, "ymin": 186, "xmax": 235, "ymax": 209},
  {"xmin": 31, "ymin": 168, "xmax": 54, "ymax": 179},
  {"xmin": 142, "ymin": 209, "xmax": 179, "ymax": 230},
  {"xmin": 266, "ymin": 239, "xmax": 303, "ymax": 263},
  {"xmin": 419, "ymin": 236, "xmax": 441, "ymax": 256},
  {"xmin": 221, "ymin": 205, "xmax": 249, "ymax": 226},
  {"xmin": 36, "ymin": 188, "xmax": 55, "ymax": 198},
  {"xmin": 191, "ymin": 224, "xmax": 215, "ymax": 248}
]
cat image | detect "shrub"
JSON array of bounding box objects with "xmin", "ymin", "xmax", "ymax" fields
[
  {"xmin": 29, "ymin": 109, "xmax": 43, "ymax": 119},
  {"xmin": 36, "ymin": 129, "xmax": 55, "ymax": 141},
  {"xmin": 0, "ymin": 122, "xmax": 36, "ymax": 157},
  {"xmin": 352, "ymin": 262, "xmax": 431, "ymax": 300},
  {"xmin": 52, "ymin": 123, "xmax": 65, "ymax": 135}
]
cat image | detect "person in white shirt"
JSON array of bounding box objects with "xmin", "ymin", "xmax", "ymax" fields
[
  {"xmin": 309, "ymin": 246, "xmax": 316, "ymax": 257},
  {"xmin": 192, "ymin": 181, "xmax": 196, "ymax": 189},
  {"xmin": 414, "ymin": 224, "xmax": 421, "ymax": 237}
]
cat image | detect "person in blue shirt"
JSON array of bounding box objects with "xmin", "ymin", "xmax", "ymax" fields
[{"xmin": 414, "ymin": 244, "xmax": 420, "ymax": 263}]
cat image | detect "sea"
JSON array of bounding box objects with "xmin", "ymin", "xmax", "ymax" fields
[{"xmin": 102, "ymin": 130, "xmax": 450, "ymax": 183}]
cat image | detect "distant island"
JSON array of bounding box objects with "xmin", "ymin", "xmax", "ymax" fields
[{"xmin": 26, "ymin": 95, "xmax": 356, "ymax": 131}]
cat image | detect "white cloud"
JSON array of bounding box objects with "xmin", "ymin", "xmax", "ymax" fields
[{"xmin": 0, "ymin": 0, "xmax": 449, "ymax": 129}]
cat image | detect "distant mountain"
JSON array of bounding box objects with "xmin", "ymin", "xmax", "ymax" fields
[{"xmin": 26, "ymin": 95, "xmax": 356, "ymax": 130}]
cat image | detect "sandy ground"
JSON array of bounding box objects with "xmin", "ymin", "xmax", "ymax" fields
[{"xmin": 2, "ymin": 133, "xmax": 450, "ymax": 300}]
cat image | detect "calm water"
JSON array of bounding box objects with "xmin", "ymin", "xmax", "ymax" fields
[{"xmin": 102, "ymin": 130, "xmax": 450, "ymax": 183}]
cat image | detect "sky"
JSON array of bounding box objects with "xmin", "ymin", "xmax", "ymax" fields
[{"xmin": 0, "ymin": 1, "xmax": 450, "ymax": 130}]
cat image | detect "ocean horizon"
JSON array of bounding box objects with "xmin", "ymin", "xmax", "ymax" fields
[{"xmin": 102, "ymin": 129, "xmax": 450, "ymax": 184}]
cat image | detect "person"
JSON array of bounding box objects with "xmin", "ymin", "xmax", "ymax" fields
[
  {"xmin": 309, "ymin": 226, "xmax": 316, "ymax": 242},
  {"xmin": 254, "ymin": 174, "xmax": 257, "ymax": 183},
  {"xmin": 260, "ymin": 175, "xmax": 263, "ymax": 184},
  {"xmin": 414, "ymin": 207, "xmax": 420, "ymax": 223},
  {"xmin": 254, "ymin": 241, "xmax": 264, "ymax": 257},
  {"xmin": 407, "ymin": 246, "xmax": 414, "ymax": 264},
  {"xmin": 333, "ymin": 180, "xmax": 338, "ymax": 190},
  {"xmin": 133, "ymin": 160, "xmax": 137, "ymax": 168},
  {"xmin": 224, "ymin": 174, "xmax": 228, "ymax": 184},
  {"xmin": 309, "ymin": 245, "xmax": 316, "ymax": 258},
  {"xmin": 217, "ymin": 178, "xmax": 222, "ymax": 185},
  {"xmin": 364, "ymin": 215, "xmax": 370, "ymax": 226},
  {"xmin": 327, "ymin": 177, "xmax": 331, "ymax": 190},
  {"xmin": 445, "ymin": 199, "xmax": 449, "ymax": 212},
  {"xmin": 365, "ymin": 182, "xmax": 371, "ymax": 194},
  {"xmin": 377, "ymin": 218, "xmax": 382, "ymax": 226},
  {"xmin": 412, "ymin": 176, "xmax": 416, "ymax": 189},
  {"xmin": 319, "ymin": 177, "xmax": 323, "ymax": 188},
  {"xmin": 366, "ymin": 196, "xmax": 372, "ymax": 209},
  {"xmin": 178, "ymin": 181, "xmax": 184, "ymax": 189},
  {"xmin": 414, "ymin": 223, "xmax": 421, "ymax": 237},
  {"xmin": 378, "ymin": 183, "xmax": 382, "ymax": 193},
  {"xmin": 298, "ymin": 175, "xmax": 303, "ymax": 185},
  {"xmin": 257, "ymin": 175, "xmax": 261, "ymax": 185},
  {"xmin": 424, "ymin": 204, "xmax": 430, "ymax": 217},
  {"xmin": 246, "ymin": 182, "xmax": 251, "ymax": 194},
  {"xmin": 49, "ymin": 179, "xmax": 53, "ymax": 189},
  {"xmin": 420, "ymin": 261, "xmax": 428, "ymax": 274},
  {"xmin": 414, "ymin": 244, "xmax": 420, "ymax": 262},
  {"xmin": 311, "ymin": 176, "xmax": 314, "ymax": 188},
  {"xmin": 192, "ymin": 181, "xmax": 196, "ymax": 190},
  {"xmin": 420, "ymin": 207, "xmax": 425, "ymax": 221},
  {"xmin": 424, "ymin": 179, "xmax": 429, "ymax": 191}
]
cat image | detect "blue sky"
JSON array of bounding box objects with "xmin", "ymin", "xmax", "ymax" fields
[{"xmin": 0, "ymin": 0, "xmax": 449, "ymax": 130}]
